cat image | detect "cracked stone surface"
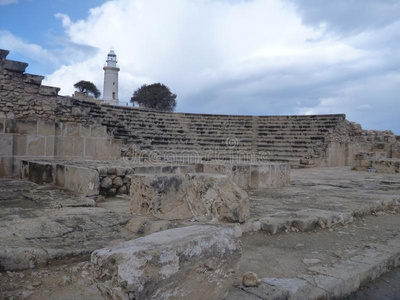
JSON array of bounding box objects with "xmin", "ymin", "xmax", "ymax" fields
[
  {"xmin": 243, "ymin": 167, "xmax": 400, "ymax": 233},
  {"xmin": 0, "ymin": 179, "xmax": 136, "ymax": 271},
  {"xmin": 226, "ymin": 212, "xmax": 400, "ymax": 300},
  {"xmin": 0, "ymin": 167, "xmax": 399, "ymax": 299}
]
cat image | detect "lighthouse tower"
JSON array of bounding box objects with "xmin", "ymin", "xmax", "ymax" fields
[{"xmin": 103, "ymin": 50, "xmax": 120, "ymax": 105}]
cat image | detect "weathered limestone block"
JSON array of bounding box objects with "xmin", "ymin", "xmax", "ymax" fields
[
  {"xmin": 197, "ymin": 163, "xmax": 290, "ymax": 189},
  {"xmin": 63, "ymin": 165, "xmax": 100, "ymax": 196},
  {"xmin": 3, "ymin": 60, "xmax": 28, "ymax": 73},
  {"xmin": 185, "ymin": 173, "xmax": 250, "ymax": 223},
  {"xmin": 0, "ymin": 133, "xmax": 13, "ymax": 157},
  {"xmin": 130, "ymin": 173, "xmax": 249, "ymax": 223},
  {"xmin": 91, "ymin": 225, "xmax": 242, "ymax": 300}
]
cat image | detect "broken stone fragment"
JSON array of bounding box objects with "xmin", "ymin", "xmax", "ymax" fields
[
  {"xmin": 91, "ymin": 225, "xmax": 242, "ymax": 300},
  {"xmin": 242, "ymin": 272, "xmax": 261, "ymax": 287},
  {"xmin": 130, "ymin": 173, "xmax": 249, "ymax": 223},
  {"xmin": 125, "ymin": 215, "xmax": 174, "ymax": 236}
]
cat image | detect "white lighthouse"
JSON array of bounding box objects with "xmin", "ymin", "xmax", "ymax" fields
[{"xmin": 103, "ymin": 49, "xmax": 120, "ymax": 105}]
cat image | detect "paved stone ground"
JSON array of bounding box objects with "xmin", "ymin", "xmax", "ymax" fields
[
  {"xmin": 0, "ymin": 179, "xmax": 137, "ymax": 271},
  {"xmin": 346, "ymin": 267, "xmax": 400, "ymax": 300},
  {"xmin": 245, "ymin": 167, "xmax": 400, "ymax": 233},
  {"xmin": 1, "ymin": 209, "xmax": 398, "ymax": 300},
  {"xmin": 0, "ymin": 167, "xmax": 399, "ymax": 299},
  {"xmin": 227, "ymin": 212, "xmax": 400, "ymax": 299}
]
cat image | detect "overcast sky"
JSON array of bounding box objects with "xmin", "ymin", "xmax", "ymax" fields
[{"xmin": 1, "ymin": 0, "xmax": 399, "ymax": 133}]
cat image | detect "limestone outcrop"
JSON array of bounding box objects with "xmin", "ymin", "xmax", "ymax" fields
[
  {"xmin": 91, "ymin": 225, "xmax": 242, "ymax": 300},
  {"xmin": 130, "ymin": 173, "xmax": 250, "ymax": 223}
]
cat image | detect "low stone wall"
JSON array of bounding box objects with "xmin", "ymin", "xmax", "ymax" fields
[
  {"xmin": 0, "ymin": 118, "xmax": 121, "ymax": 177},
  {"xmin": 324, "ymin": 122, "xmax": 399, "ymax": 167},
  {"xmin": 353, "ymin": 154, "xmax": 400, "ymax": 173},
  {"xmin": 21, "ymin": 160, "xmax": 198, "ymax": 197},
  {"xmin": 21, "ymin": 160, "xmax": 100, "ymax": 196},
  {"xmin": 98, "ymin": 164, "xmax": 197, "ymax": 197}
]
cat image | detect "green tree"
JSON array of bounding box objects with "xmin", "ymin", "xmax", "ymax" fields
[
  {"xmin": 131, "ymin": 83, "xmax": 177, "ymax": 112},
  {"xmin": 74, "ymin": 80, "xmax": 101, "ymax": 99}
]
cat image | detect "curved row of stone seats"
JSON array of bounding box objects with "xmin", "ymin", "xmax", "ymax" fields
[{"xmin": 74, "ymin": 102, "xmax": 344, "ymax": 167}]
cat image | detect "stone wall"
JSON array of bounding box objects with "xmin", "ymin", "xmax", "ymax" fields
[
  {"xmin": 21, "ymin": 160, "xmax": 198, "ymax": 196},
  {"xmin": 323, "ymin": 121, "xmax": 399, "ymax": 167},
  {"xmin": 0, "ymin": 118, "xmax": 121, "ymax": 177}
]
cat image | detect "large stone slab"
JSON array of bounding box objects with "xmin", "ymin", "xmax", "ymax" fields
[
  {"xmin": 91, "ymin": 225, "xmax": 242, "ymax": 300},
  {"xmin": 130, "ymin": 173, "xmax": 250, "ymax": 223},
  {"xmin": 196, "ymin": 163, "xmax": 290, "ymax": 189}
]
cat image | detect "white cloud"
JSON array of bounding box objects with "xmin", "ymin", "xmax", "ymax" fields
[
  {"xmin": 55, "ymin": 13, "xmax": 71, "ymax": 28},
  {"xmin": 45, "ymin": 0, "xmax": 325, "ymax": 100},
  {"xmin": 0, "ymin": 0, "xmax": 17, "ymax": 6},
  {"xmin": 0, "ymin": 30, "xmax": 57, "ymax": 64},
  {"xmin": 34, "ymin": 0, "xmax": 400, "ymax": 133}
]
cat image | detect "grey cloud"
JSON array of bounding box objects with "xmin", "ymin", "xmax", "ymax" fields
[
  {"xmin": 178, "ymin": 38, "xmax": 400, "ymax": 134},
  {"xmin": 285, "ymin": 0, "xmax": 400, "ymax": 34}
]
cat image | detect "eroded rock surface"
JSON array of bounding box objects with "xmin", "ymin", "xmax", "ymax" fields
[
  {"xmin": 130, "ymin": 173, "xmax": 250, "ymax": 223},
  {"xmin": 0, "ymin": 179, "xmax": 135, "ymax": 271},
  {"xmin": 91, "ymin": 225, "xmax": 242, "ymax": 300}
]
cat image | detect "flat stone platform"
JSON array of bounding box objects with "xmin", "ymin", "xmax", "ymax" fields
[
  {"xmin": 0, "ymin": 179, "xmax": 137, "ymax": 271},
  {"xmin": 1, "ymin": 167, "xmax": 398, "ymax": 273},
  {"xmin": 243, "ymin": 167, "xmax": 400, "ymax": 233}
]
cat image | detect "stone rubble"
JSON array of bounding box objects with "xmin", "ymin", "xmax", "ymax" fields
[{"xmin": 242, "ymin": 272, "xmax": 261, "ymax": 287}]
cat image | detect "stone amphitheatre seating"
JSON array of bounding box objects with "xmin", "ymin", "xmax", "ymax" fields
[{"xmin": 69, "ymin": 99, "xmax": 347, "ymax": 167}]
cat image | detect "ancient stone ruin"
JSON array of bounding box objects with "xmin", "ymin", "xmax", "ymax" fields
[{"xmin": 0, "ymin": 48, "xmax": 399, "ymax": 299}]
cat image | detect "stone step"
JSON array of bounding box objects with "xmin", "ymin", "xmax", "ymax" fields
[
  {"xmin": 22, "ymin": 73, "xmax": 44, "ymax": 85},
  {"xmin": 257, "ymin": 134, "xmax": 326, "ymax": 140},
  {"xmin": 3, "ymin": 59, "xmax": 28, "ymax": 73},
  {"xmin": 39, "ymin": 85, "xmax": 60, "ymax": 96},
  {"xmin": 257, "ymin": 128, "xmax": 333, "ymax": 133},
  {"xmin": 0, "ymin": 49, "xmax": 9, "ymax": 59},
  {"xmin": 258, "ymin": 123, "xmax": 337, "ymax": 128}
]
